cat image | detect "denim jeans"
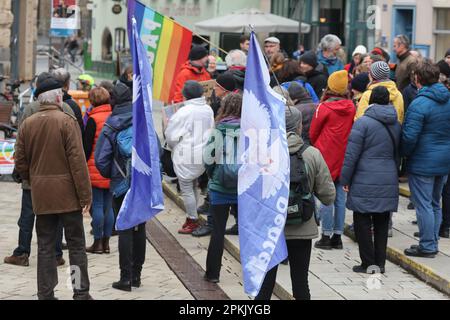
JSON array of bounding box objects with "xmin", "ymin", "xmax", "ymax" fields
[
  {"xmin": 409, "ymin": 174, "xmax": 448, "ymax": 253},
  {"xmin": 319, "ymin": 181, "xmax": 346, "ymax": 236},
  {"xmin": 178, "ymin": 178, "xmax": 199, "ymax": 220},
  {"xmin": 13, "ymin": 190, "xmax": 63, "ymax": 258},
  {"xmin": 91, "ymin": 187, "xmax": 114, "ymax": 240}
]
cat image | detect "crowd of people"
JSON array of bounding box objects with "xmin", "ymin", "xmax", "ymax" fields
[{"xmin": 3, "ymin": 32, "xmax": 450, "ymax": 301}]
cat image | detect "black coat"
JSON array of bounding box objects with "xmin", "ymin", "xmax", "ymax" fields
[
  {"xmin": 304, "ymin": 69, "xmax": 328, "ymax": 99},
  {"xmin": 63, "ymin": 91, "xmax": 84, "ymax": 135},
  {"xmin": 340, "ymin": 104, "xmax": 401, "ymax": 214}
]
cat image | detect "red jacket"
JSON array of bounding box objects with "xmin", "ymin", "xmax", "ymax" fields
[
  {"xmin": 309, "ymin": 97, "xmax": 356, "ymax": 181},
  {"xmin": 173, "ymin": 61, "xmax": 211, "ymax": 103},
  {"xmin": 87, "ymin": 104, "xmax": 112, "ymax": 189}
]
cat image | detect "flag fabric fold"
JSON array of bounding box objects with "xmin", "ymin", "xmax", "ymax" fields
[
  {"xmin": 116, "ymin": 17, "xmax": 164, "ymax": 231},
  {"xmin": 238, "ymin": 32, "xmax": 290, "ymax": 297},
  {"xmin": 127, "ymin": 0, "xmax": 192, "ymax": 103}
]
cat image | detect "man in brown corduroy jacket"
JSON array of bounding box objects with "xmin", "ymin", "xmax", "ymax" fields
[{"xmin": 14, "ymin": 75, "xmax": 93, "ymax": 300}]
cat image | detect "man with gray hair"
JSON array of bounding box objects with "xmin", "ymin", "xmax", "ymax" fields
[
  {"xmin": 225, "ymin": 49, "xmax": 247, "ymax": 91},
  {"xmin": 317, "ymin": 34, "xmax": 344, "ymax": 76},
  {"xmin": 394, "ymin": 34, "xmax": 417, "ymax": 91},
  {"xmin": 14, "ymin": 75, "xmax": 93, "ymax": 300},
  {"xmin": 51, "ymin": 68, "xmax": 84, "ymax": 133}
]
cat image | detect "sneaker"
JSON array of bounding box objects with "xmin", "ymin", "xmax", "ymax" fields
[
  {"xmin": 4, "ymin": 254, "xmax": 29, "ymax": 267},
  {"xmin": 407, "ymin": 202, "xmax": 415, "ymax": 210},
  {"xmin": 409, "ymin": 245, "xmax": 438, "ymax": 255},
  {"xmin": 404, "ymin": 247, "xmax": 436, "ymax": 258},
  {"xmin": 112, "ymin": 280, "xmax": 132, "ymax": 292},
  {"xmin": 178, "ymin": 219, "xmax": 199, "ymax": 234},
  {"xmin": 314, "ymin": 235, "xmax": 332, "ymax": 250},
  {"xmin": 330, "ymin": 234, "xmax": 343, "ymax": 249},
  {"xmin": 225, "ymin": 224, "xmax": 239, "ymax": 235},
  {"xmin": 192, "ymin": 225, "xmax": 212, "ymax": 237}
]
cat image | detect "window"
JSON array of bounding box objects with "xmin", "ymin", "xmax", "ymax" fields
[{"xmin": 435, "ymin": 8, "xmax": 450, "ymax": 61}]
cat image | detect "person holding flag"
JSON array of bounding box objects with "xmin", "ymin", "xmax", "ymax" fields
[
  {"xmin": 95, "ymin": 17, "xmax": 164, "ymax": 292},
  {"xmin": 238, "ymin": 31, "xmax": 290, "ymax": 297}
]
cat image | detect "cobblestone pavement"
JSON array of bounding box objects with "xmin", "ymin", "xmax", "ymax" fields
[{"xmin": 0, "ymin": 182, "xmax": 193, "ymax": 300}]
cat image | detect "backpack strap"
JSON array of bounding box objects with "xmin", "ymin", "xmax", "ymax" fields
[
  {"xmin": 295, "ymin": 144, "xmax": 311, "ymax": 194},
  {"xmin": 104, "ymin": 122, "xmax": 128, "ymax": 178},
  {"xmin": 366, "ymin": 115, "xmax": 399, "ymax": 168}
]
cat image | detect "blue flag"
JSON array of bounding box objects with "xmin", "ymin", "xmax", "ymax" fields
[
  {"xmin": 116, "ymin": 17, "xmax": 164, "ymax": 231},
  {"xmin": 238, "ymin": 32, "xmax": 290, "ymax": 297}
]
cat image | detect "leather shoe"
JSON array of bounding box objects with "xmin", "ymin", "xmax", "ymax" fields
[
  {"xmin": 204, "ymin": 274, "xmax": 219, "ymax": 283},
  {"xmin": 409, "ymin": 245, "xmax": 438, "ymax": 255},
  {"xmin": 4, "ymin": 254, "xmax": 29, "ymax": 267},
  {"xmin": 192, "ymin": 225, "xmax": 212, "ymax": 237},
  {"xmin": 112, "ymin": 280, "xmax": 132, "ymax": 292},
  {"xmin": 404, "ymin": 247, "xmax": 436, "ymax": 258}
]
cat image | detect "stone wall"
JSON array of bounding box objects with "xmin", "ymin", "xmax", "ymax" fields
[{"xmin": 0, "ymin": 1, "xmax": 13, "ymax": 75}]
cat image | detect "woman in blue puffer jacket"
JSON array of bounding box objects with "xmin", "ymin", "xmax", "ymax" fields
[{"xmin": 341, "ymin": 86, "xmax": 401, "ymax": 275}]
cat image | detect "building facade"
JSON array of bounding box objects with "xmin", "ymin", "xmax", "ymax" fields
[{"xmin": 0, "ymin": 1, "xmax": 13, "ymax": 76}]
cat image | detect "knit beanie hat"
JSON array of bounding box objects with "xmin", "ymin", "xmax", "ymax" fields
[
  {"xmin": 299, "ymin": 51, "xmax": 318, "ymax": 68},
  {"xmin": 189, "ymin": 45, "xmax": 208, "ymax": 61},
  {"xmin": 285, "ymin": 106, "xmax": 302, "ymax": 133},
  {"xmin": 351, "ymin": 72, "xmax": 370, "ymax": 93},
  {"xmin": 352, "ymin": 45, "xmax": 367, "ymax": 56},
  {"xmin": 370, "ymin": 61, "xmax": 391, "ymax": 81},
  {"xmin": 437, "ymin": 60, "xmax": 450, "ymax": 78},
  {"xmin": 327, "ymin": 70, "xmax": 349, "ymax": 95},
  {"xmin": 287, "ymin": 82, "xmax": 311, "ymax": 102},
  {"xmin": 34, "ymin": 72, "xmax": 63, "ymax": 98},
  {"xmin": 369, "ymin": 86, "xmax": 390, "ymax": 106},
  {"xmin": 182, "ymin": 80, "xmax": 204, "ymax": 100},
  {"xmin": 445, "ymin": 48, "xmax": 450, "ymax": 58},
  {"xmin": 216, "ymin": 73, "xmax": 236, "ymax": 92}
]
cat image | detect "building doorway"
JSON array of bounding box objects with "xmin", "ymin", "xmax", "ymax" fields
[
  {"xmin": 101, "ymin": 28, "xmax": 113, "ymax": 61},
  {"xmin": 392, "ymin": 6, "xmax": 416, "ymax": 62}
]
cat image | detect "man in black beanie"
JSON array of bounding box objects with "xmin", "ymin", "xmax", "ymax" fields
[
  {"xmin": 298, "ymin": 51, "xmax": 328, "ymax": 99},
  {"xmin": 173, "ymin": 45, "xmax": 212, "ymax": 103}
]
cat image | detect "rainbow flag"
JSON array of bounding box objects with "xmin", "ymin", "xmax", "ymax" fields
[
  {"xmin": 0, "ymin": 139, "xmax": 15, "ymax": 175},
  {"xmin": 127, "ymin": 0, "xmax": 193, "ymax": 103}
]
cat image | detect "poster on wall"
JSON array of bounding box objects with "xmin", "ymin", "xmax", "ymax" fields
[
  {"xmin": 0, "ymin": 139, "xmax": 15, "ymax": 175},
  {"xmin": 50, "ymin": 0, "xmax": 80, "ymax": 37}
]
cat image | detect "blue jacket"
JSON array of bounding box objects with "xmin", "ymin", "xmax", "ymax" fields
[
  {"xmin": 317, "ymin": 51, "xmax": 344, "ymax": 76},
  {"xmin": 401, "ymin": 83, "xmax": 450, "ymax": 176},
  {"xmin": 281, "ymin": 80, "xmax": 319, "ymax": 103},
  {"xmin": 95, "ymin": 101, "xmax": 132, "ymax": 196},
  {"xmin": 341, "ymin": 105, "xmax": 401, "ymax": 213}
]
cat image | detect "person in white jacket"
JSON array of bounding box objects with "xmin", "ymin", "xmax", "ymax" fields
[{"xmin": 165, "ymin": 81, "xmax": 215, "ymax": 234}]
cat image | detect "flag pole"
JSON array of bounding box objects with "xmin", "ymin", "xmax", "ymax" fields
[{"xmin": 192, "ymin": 32, "xmax": 229, "ymax": 56}]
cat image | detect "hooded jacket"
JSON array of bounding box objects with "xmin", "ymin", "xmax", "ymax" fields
[
  {"xmin": 356, "ymin": 80, "xmax": 404, "ymax": 123},
  {"xmin": 401, "ymin": 83, "xmax": 450, "ymax": 176},
  {"xmin": 310, "ymin": 96, "xmax": 356, "ymax": 181},
  {"xmin": 94, "ymin": 83, "xmax": 133, "ymax": 196},
  {"xmin": 165, "ymin": 96, "xmax": 214, "ymax": 181},
  {"xmin": 317, "ymin": 51, "xmax": 344, "ymax": 76},
  {"xmin": 341, "ymin": 105, "xmax": 401, "ymax": 213},
  {"xmin": 173, "ymin": 61, "xmax": 211, "ymax": 103},
  {"xmin": 284, "ymin": 132, "xmax": 335, "ymax": 240}
]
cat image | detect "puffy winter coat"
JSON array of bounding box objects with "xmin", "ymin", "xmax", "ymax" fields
[
  {"xmin": 310, "ymin": 96, "xmax": 356, "ymax": 181},
  {"xmin": 356, "ymin": 80, "xmax": 404, "ymax": 123},
  {"xmin": 401, "ymin": 83, "xmax": 450, "ymax": 176},
  {"xmin": 340, "ymin": 104, "xmax": 401, "ymax": 213},
  {"xmin": 165, "ymin": 96, "xmax": 214, "ymax": 180}
]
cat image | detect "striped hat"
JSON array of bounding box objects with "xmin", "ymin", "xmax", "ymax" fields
[{"xmin": 370, "ymin": 61, "xmax": 391, "ymax": 81}]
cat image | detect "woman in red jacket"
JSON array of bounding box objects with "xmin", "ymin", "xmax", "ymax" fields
[
  {"xmin": 310, "ymin": 70, "xmax": 356, "ymax": 250},
  {"xmin": 84, "ymin": 87, "xmax": 114, "ymax": 254}
]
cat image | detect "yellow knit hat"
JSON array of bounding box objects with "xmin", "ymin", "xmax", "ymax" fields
[{"xmin": 327, "ymin": 70, "xmax": 349, "ymax": 95}]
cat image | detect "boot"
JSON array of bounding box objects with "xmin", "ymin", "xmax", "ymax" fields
[
  {"xmin": 112, "ymin": 280, "xmax": 132, "ymax": 292},
  {"xmin": 86, "ymin": 239, "xmax": 103, "ymax": 254},
  {"xmin": 330, "ymin": 234, "xmax": 343, "ymax": 249},
  {"xmin": 132, "ymin": 271, "xmax": 141, "ymax": 288},
  {"xmin": 314, "ymin": 235, "xmax": 332, "ymax": 250},
  {"xmin": 102, "ymin": 237, "xmax": 110, "ymax": 254},
  {"xmin": 4, "ymin": 254, "xmax": 29, "ymax": 267}
]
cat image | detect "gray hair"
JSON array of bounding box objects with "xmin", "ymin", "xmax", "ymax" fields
[
  {"xmin": 319, "ymin": 34, "xmax": 342, "ymax": 51},
  {"xmin": 51, "ymin": 68, "xmax": 71, "ymax": 87},
  {"xmin": 225, "ymin": 49, "xmax": 247, "ymax": 68},
  {"xmin": 38, "ymin": 88, "xmax": 63, "ymax": 105},
  {"xmin": 395, "ymin": 35, "xmax": 410, "ymax": 49}
]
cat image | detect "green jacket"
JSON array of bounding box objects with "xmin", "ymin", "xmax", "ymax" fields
[
  {"xmin": 204, "ymin": 122, "xmax": 240, "ymax": 195},
  {"xmin": 284, "ymin": 132, "xmax": 336, "ymax": 240}
]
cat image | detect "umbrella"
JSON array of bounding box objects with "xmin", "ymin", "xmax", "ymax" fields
[{"xmin": 194, "ymin": 8, "xmax": 311, "ymax": 34}]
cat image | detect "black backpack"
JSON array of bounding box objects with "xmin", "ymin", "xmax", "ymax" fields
[{"xmin": 287, "ymin": 144, "xmax": 315, "ymax": 225}]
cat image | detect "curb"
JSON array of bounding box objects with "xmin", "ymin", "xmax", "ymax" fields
[
  {"xmin": 343, "ymin": 225, "xmax": 450, "ymax": 297},
  {"xmin": 162, "ymin": 181, "xmax": 294, "ymax": 300},
  {"xmin": 163, "ymin": 181, "xmax": 449, "ymax": 298}
]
